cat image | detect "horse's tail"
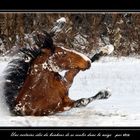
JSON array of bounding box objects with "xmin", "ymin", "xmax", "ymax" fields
[{"xmin": 3, "ymin": 46, "xmax": 42, "ymax": 114}]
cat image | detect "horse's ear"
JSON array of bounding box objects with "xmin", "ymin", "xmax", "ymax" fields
[{"xmin": 43, "ymin": 31, "xmax": 55, "ymax": 53}]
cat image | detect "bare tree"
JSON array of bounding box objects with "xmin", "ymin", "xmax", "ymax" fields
[{"xmin": 1, "ymin": 13, "xmax": 140, "ymax": 56}]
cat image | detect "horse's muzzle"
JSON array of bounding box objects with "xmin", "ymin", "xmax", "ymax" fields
[{"xmin": 82, "ymin": 60, "xmax": 91, "ymax": 71}]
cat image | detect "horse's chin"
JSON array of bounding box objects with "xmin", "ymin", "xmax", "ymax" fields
[
  {"xmin": 81, "ymin": 66, "xmax": 91, "ymax": 71},
  {"xmin": 81, "ymin": 68, "xmax": 87, "ymax": 71}
]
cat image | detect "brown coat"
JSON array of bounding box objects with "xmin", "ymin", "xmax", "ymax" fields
[{"xmin": 15, "ymin": 46, "xmax": 91, "ymax": 116}]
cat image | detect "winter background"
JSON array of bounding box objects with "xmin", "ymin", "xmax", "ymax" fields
[{"xmin": 0, "ymin": 13, "xmax": 140, "ymax": 126}]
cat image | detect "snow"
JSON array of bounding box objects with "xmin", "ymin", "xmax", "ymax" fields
[
  {"xmin": 0, "ymin": 56, "xmax": 140, "ymax": 126},
  {"xmin": 0, "ymin": 38, "xmax": 6, "ymax": 53},
  {"xmin": 72, "ymin": 34, "xmax": 88, "ymax": 48},
  {"xmin": 56, "ymin": 17, "xmax": 66, "ymax": 23},
  {"xmin": 51, "ymin": 17, "xmax": 66, "ymax": 34},
  {"xmin": 100, "ymin": 44, "xmax": 114, "ymax": 55}
]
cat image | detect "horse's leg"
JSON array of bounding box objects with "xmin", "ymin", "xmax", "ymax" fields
[
  {"xmin": 56, "ymin": 89, "xmax": 111, "ymax": 113},
  {"xmin": 64, "ymin": 69, "xmax": 80, "ymax": 88},
  {"xmin": 91, "ymin": 45, "xmax": 114, "ymax": 62},
  {"xmin": 73, "ymin": 89, "xmax": 111, "ymax": 108}
]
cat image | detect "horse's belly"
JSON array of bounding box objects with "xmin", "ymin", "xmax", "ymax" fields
[
  {"xmin": 15, "ymin": 77, "xmax": 68, "ymax": 116},
  {"xmin": 15, "ymin": 95, "xmax": 64, "ymax": 116}
]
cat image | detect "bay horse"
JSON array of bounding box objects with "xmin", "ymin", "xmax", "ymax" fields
[
  {"xmin": 14, "ymin": 44, "xmax": 113, "ymax": 116},
  {"xmin": 2, "ymin": 17, "xmax": 66, "ymax": 114},
  {"xmin": 2, "ymin": 17, "xmax": 114, "ymax": 116}
]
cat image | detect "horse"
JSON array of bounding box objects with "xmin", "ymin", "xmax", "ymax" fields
[
  {"xmin": 2, "ymin": 17, "xmax": 114, "ymax": 116},
  {"xmin": 13, "ymin": 43, "xmax": 113, "ymax": 116},
  {"xmin": 2, "ymin": 17, "xmax": 66, "ymax": 115}
]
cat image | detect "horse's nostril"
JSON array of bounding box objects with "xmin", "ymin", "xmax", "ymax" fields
[
  {"xmin": 87, "ymin": 61, "xmax": 91, "ymax": 69},
  {"xmin": 82, "ymin": 61, "xmax": 91, "ymax": 71}
]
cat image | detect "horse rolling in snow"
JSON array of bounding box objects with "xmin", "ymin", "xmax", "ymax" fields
[
  {"xmin": 3, "ymin": 17, "xmax": 114, "ymax": 116},
  {"xmin": 3, "ymin": 17, "xmax": 66, "ymax": 114},
  {"xmin": 14, "ymin": 44, "xmax": 114, "ymax": 116}
]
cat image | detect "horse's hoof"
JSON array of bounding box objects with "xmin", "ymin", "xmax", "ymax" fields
[
  {"xmin": 99, "ymin": 45, "xmax": 114, "ymax": 55},
  {"xmin": 96, "ymin": 89, "xmax": 112, "ymax": 99}
]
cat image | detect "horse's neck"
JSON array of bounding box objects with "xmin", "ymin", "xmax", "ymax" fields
[
  {"xmin": 64, "ymin": 69, "xmax": 80, "ymax": 88},
  {"xmin": 33, "ymin": 48, "xmax": 51, "ymax": 64}
]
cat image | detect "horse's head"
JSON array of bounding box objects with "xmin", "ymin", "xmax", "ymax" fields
[{"xmin": 42, "ymin": 46, "xmax": 91, "ymax": 72}]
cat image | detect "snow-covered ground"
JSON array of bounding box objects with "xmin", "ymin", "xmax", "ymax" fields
[{"xmin": 0, "ymin": 56, "xmax": 140, "ymax": 126}]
